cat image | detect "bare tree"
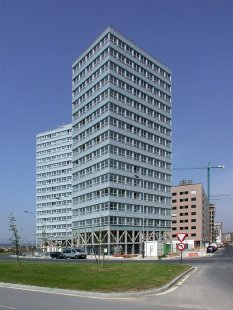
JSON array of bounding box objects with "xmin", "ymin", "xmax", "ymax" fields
[{"xmin": 8, "ymin": 212, "xmax": 21, "ymax": 267}]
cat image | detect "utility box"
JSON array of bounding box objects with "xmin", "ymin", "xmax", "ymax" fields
[{"xmin": 145, "ymin": 241, "xmax": 163, "ymax": 257}]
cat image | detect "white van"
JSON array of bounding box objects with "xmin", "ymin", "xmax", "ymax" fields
[{"xmin": 62, "ymin": 248, "xmax": 87, "ymax": 259}]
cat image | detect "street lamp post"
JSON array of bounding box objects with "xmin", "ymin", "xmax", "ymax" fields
[{"xmin": 135, "ymin": 174, "xmax": 145, "ymax": 258}]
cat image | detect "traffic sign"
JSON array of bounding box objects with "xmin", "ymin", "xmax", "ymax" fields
[
  {"xmin": 177, "ymin": 243, "xmax": 186, "ymax": 251},
  {"xmin": 176, "ymin": 233, "xmax": 187, "ymax": 242}
]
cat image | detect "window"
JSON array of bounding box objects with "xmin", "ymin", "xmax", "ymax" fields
[
  {"xmin": 191, "ymin": 233, "xmax": 196, "ymax": 237},
  {"xmin": 191, "ymin": 205, "xmax": 196, "ymax": 208},
  {"xmin": 191, "ymin": 197, "xmax": 196, "ymax": 201},
  {"xmin": 191, "ymin": 212, "xmax": 196, "ymax": 215},
  {"xmin": 172, "ymin": 199, "xmax": 177, "ymax": 203},
  {"xmin": 172, "ymin": 206, "xmax": 177, "ymax": 210},
  {"xmin": 191, "ymin": 226, "xmax": 196, "ymax": 229},
  {"xmin": 180, "ymin": 191, "xmax": 188, "ymax": 195},
  {"xmin": 191, "ymin": 219, "xmax": 196, "ymax": 222},
  {"xmin": 172, "ymin": 193, "xmax": 177, "ymax": 196},
  {"xmin": 180, "ymin": 220, "xmax": 188, "ymax": 223}
]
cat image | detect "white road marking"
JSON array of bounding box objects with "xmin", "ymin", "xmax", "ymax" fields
[
  {"xmin": 154, "ymin": 267, "xmax": 198, "ymax": 296},
  {"xmin": 0, "ymin": 284, "xmax": 134, "ymax": 300},
  {"xmin": 0, "ymin": 305, "xmax": 16, "ymax": 309}
]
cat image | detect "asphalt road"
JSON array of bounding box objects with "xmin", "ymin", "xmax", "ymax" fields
[{"xmin": 0, "ymin": 246, "xmax": 232, "ymax": 310}]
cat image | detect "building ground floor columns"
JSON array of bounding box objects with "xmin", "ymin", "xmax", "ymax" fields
[{"xmin": 73, "ymin": 226, "xmax": 169, "ymax": 256}]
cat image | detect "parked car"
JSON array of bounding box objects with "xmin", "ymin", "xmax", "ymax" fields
[
  {"xmin": 62, "ymin": 248, "xmax": 87, "ymax": 259},
  {"xmin": 207, "ymin": 246, "xmax": 217, "ymax": 253},
  {"xmin": 49, "ymin": 251, "xmax": 64, "ymax": 259}
]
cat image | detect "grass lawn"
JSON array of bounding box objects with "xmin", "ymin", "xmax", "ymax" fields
[{"xmin": 0, "ymin": 261, "xmax": 189, "ymax": 292}]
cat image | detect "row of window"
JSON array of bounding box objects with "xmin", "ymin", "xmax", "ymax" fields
[
  {"xmin": 73, "ymin": 46, "xmax": 171, "ymax": 97},
  {"xmin": 110, "ymin": 130, "xmax": 171, "ymax": 157},
  {"xmin": 37, "ymin": 152, "xmax": 72, "ymax": 164},
  {"xmin": 37, "ymin": 176, "xmax": 72, "ymax": 187},
  {"xmin": 73, "ymin": 145, "xmax": 171, "ymax": 171},
  {"xmin": 109, "ymin": 102, "xmax": 171, "ymax": 135},
  {"xmin": 37, "ymin": 128, "xmax": 72, "ymax": 142},
  {"xmin": 73, "ymin": 32, "xmax": 170, "ymax": 81},
  {"xmin": 37, "ymin": 145, "xmax": 72, "ymax": 157},
  {"xmin": 109, "ymin": 60, "xmax": 170, "ymax": 101},
  {"xmin": 108, "ymin": 33, "xmax": 171, "ymax": 80},
  {"xmin": 73, "ymin": 159, "xmax": 171, "ymax": 181},
  {"xmin": 37, "ymin": 192, "xmax": 72, "ymax": 201},
  {"xmin": 73, "ymin": 202, "xmax": 170, "ymax": 216},
  {"xmin": 73, "ymin": 217, "xmax": 170, "ymax": 229},
  {"xmin": 73, "ymin": 101, "xmax": 171, "ymax": 141},
  {"xmin": 172, "ymin": 233, "xmax": 197, "ymax": 238},
  {"xmin": 37, "ymin": 232, "xmax": 72, "ymax": 238},
  {"xmin": 37, "ymin": 161, "xmax": 72, "ymax": 171},
  {"xmin": 73, "ymin": 102, "xmax": 109, "ymax": 131},
  {"xmin": 74, "ymin": 57, "xmax": 171, "ymax": 102},
  {"xmin": 74, "ymin": 116, "xmax": 171, "ymax": 149},
  {"xmin": 73, "ymin": 130, "xmax": 171, "ymax": 159},
  {"xmin": 172, "ymin": 191, "xmax": 189, "ymax": 196},
  {"xmin": 73, "ymin": 47, "xmax": 109, "ymax": 82},
  {"xmin": 37, "ymin": 208, "xmax": 72, "ymax": 216},
  {"xmin": 73, "ymin": 117, "xmax": 109, "ymax": 144},
  {"xmin": 172, "ymin": 198, "xmax": 196, "ymax": 203},
  {"xmin": 73, "ymin": 187, "xmax": 171, "ymax": 205},
  {"xmin": 73, "ymin": 85, "xmax": 171, "ymax": 123},
  {"xmin": 73, "ymin": 74, "xmax": 108, "ymax": 100},
  {"xmin": 172, "ymin": 205, "xmax": 196, "ymax": 210},
  {"xmin": 73, "ymin": 131, "xmax": 108, "ymax": 155},
  {"xmin": 172, "ymin": 226, "xmax": 197, "ymax": 230},
  {"xmin": 109, "ymin": 88, "xmax": 171, "ymax": 120},
  {"xmin": 37, "ymin": 224, "xmax": 72, "ymax": 231},
  {"xmin": 73, "ymin": 173, "xmax": 170, "ymax": 193},
  {"xmin": 37, "ymin": 168, "xmax": 72, "ymax": 179},
  {"xmin": 74, "ymin": 61, "xmax": 109, "ymax": 95},
  {"xmin": 73, "ymin": 34, "xmax": 109, "ymax": 72},
  {"xmin": 37, "ymin": 184, "xmax": 72, "ymax": 194},
  {"xmin": 37, "ymin": 215, "xmax": 71, "ymax": 223},
  {"xmin": 36, "ymin": 200, "xmax": 71, "ymax": 208},
  {"xmin": 174, "ymin": 212, "xmax": 197, "ymax": 216},
  {"xmin": 110, "ymin": 74, "xmax": 171, "ymax": 103},
  {"xmin": 109, "ymin": 48, "xmax": 171, "ymax": 90},
  {"xmin": 37, "ymin": 137, "xmax": 72, "ymax": 150},
  {"xmin": 172, "ymin": 219, "xmax": 196, "ymax": 223},
  {"xmin": 73, "ymin": 71, "xmax": 171, "ymax": 119}
]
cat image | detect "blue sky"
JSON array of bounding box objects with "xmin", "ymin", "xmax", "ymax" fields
[{"xmin": 0, "ymin": 0, "xmax": 232, "ymax": 243}]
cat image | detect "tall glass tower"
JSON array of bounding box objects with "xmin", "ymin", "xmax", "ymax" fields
[
  {"xmin": 72, "ymin": 27, "xmax": 172, "ymax": 255},
  {"xmin": 36, "ymin": 124, "xmax": 72, "ymax": 250}
]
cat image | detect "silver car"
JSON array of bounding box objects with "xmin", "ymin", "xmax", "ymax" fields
[{"xmin": 62, "ymin": 248, "xmax": 87, "ymax": 259}]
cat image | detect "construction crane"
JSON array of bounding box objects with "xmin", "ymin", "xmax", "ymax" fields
[{"xmin": 173, "ymin": 162, "xmax": 224, "ymax": 203}]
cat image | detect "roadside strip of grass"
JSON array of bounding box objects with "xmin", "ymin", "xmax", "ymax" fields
[{"xmin": 0, "ymin": 261, "xmax": 190, "ymax": 292}]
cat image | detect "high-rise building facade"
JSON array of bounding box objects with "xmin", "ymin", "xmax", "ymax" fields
[
  {"xmin": 71, "ymin": 27, "xmax": 172, "ymax": 255},
  {"xmin": 36, "ymin": 124, "xmax": 73, "ymax": 249},
  {"xmin": 171, "ymin": 180, "xmax": 210, "ymax": 247}
]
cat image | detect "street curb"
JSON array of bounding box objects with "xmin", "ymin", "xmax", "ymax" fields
[{"xmin": 0, "ymin": 266, "xmax": 195, "ymax": 299}]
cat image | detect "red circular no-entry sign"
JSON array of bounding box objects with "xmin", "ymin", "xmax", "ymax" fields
[{"xmin": 177, "ymin": 243, "xmax": 185, "ymax": 251}]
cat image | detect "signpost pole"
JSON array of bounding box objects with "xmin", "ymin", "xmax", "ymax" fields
[{"xmin": 181, "ymin": 249, "xmax": 182, "ymax": 264}]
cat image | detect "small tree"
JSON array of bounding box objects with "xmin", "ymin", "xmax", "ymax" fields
[{"xmin": 8, "ymin": 212, "xmax": 21, "ymax": 266}]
